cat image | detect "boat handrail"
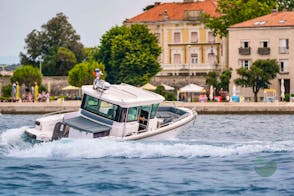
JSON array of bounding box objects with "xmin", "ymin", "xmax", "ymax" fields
[{"xmin": 42, "ymin": 108, "xmax": 78, "ymax": 117}]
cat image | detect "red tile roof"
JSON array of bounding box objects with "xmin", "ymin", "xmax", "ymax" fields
[
  {"xmin": 127, "ymin": 0, "xmax": 219, "ymax": 23},
  {"xmin": 230, "ymin": 11, "xmax": 294, "ymax": 28}
]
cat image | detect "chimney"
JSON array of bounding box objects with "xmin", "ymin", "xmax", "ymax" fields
[{"xmin": 154, "ymin": 2, "xmax": 160, "ymax": 6}]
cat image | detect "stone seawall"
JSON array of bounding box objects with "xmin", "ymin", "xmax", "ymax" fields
[
  {"xmin": 1, "ymin": 101, "xmax": 294, "ymax": 114},
  {"xmin": 0, "ymin": 101, "xmax": 80, "ymax": 114},
  {"xmin": 162, "ymin": 102, "xmax": 294, "ymax": 114}
]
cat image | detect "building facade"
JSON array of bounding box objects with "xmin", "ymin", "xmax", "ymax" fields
[
  {"xmin": 125, "ymin": 0, "xmax": 227, "ymax": 82},
  {"xmin": 228, "ymin": 11, "xmax": 294, "ymax": 101}
]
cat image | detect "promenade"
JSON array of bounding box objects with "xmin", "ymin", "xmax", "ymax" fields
[{"xmin": 1, "ymin": 100, "xmax": 294, "ymax": 114}]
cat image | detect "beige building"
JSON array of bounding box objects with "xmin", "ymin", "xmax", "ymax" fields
[
  {"xmin": 228, "ymin": 11, "xmax": 294, "ymax": 101},
  {"xmin": 125, "ymin": 0, "xmax": 227, "ymax": 82}
]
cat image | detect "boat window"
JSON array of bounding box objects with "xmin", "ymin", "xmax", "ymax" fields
[
  {"xmin": 83, "ymin": 95, "xmax": 99, "ymax": 114},
  {"xmin": 116, "ymin": 107, "xmax": 127, "ymax": 122},
  {"xmin": 127, "ymin": 107, "xmax": 139, "ymax": 122},
  {"xmin": 82, "ymin": 94, "xmax": 119, "ymax": 121},
  {"xmin": 150, "ymin": 103, "xmax": 159, "ymax": 119},
  {"xmin": 140, "ymin": 105, "xmax": 151, "ymax": 119},
  {"xmin": 100, "ymin": 100, "xmax": 118, "ymax": 119}
]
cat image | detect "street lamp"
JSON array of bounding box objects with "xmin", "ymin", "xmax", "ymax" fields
[
  {"xmin": 37, "ymin": 57, "xmax": 42, "ymax": 75},
  {"xmin": 40, "ymin": 61, "xmax": 42, "ymax": 75}
]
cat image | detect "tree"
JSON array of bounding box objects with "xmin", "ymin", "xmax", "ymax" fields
[
  {"xmin": 68, "ymin": 61, "xmax": 105, "ymax": 87},
  {"xmin": 154, "ymin": 85, "xmax": 176, "ymax": 101},
  {"xmin": 206, "ymin": 69, "xmax": 232, "ymax": 95},
  {"xmin": 201, "ymin": 0, "xmax": 276, "ymax": 37},
  {"xmin": 20, "ymin": 13, "xmax": 84, "ymax": 76},
  {"xmin": 43, "ymin": 47, "xmax": 77, "ymax": 76},
  {"xmin": 83, "ymin": 47, "xmax": 99, "ymax": 62},
  {"xmin": 277, "ymin": 0, "xmax": 294, "ymax": 11},
  {"xmin": 206, "ymin": 71, "xmax": 219, "ymax": 90},
  {"xmin": 219, "ymin": 68, "xmax": 232, "ymax": 91},
  {"xmin": 234, "ymin": 59, "xmax": 279, "ymax": 102},
  {"xmin": 10, "ymin": 65, "xmax": 42, "ymax": 89},
  {"xmin": 96, "ymin": 24, "xmax": 161, "ymax": 86},
  {"xmin": 1, "ymin": 85, "xmax": 12, "ymax": 98}
]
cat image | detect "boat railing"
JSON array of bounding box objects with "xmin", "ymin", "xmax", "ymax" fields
[{"xmin": 42, "ymin": 108, "xmax": 79, "ymax": 117}]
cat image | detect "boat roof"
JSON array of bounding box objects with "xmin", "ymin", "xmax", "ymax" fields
[{"xmin": 82, "ymin": 83, "xmax": 164, "ymax": 108}]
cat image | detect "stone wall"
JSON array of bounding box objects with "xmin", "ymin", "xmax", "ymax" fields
[
  {"xmin": 0, "ymin": 76, "xmax": 69, "ymax": 96},
  {"xmin": 1, "ymin": 75, "xmax": 208, "ymax": 97},
  {"xmin": 42, "ymin": 76, "xmax": 68, "ymax": 96}
]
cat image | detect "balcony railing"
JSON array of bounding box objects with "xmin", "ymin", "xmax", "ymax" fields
[
  {"xmin": 258, "ymin": 47, "xmax": 270, "ymax": 55},
  {"xmin": 184, "ymin": 10, "xmax": 202, "ymax": 21},
  {"xmin": 239, "ymin": 47, "xmax": 251, "ymax": 55},
  {"xmin": 161, "ymin": 64, "xmax": 216, "ymax": 71},
  {"xmin": 279, "ymin": 47, "xmax": 289, "ymax": 54}
]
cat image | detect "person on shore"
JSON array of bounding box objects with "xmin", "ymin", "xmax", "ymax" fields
[
  {"xmin": 12, "ymin": 82, "xmax": 16, "ymax": 100},
  {"xmin": 34, "ymin": 82, "xmax": 39, "ymax": 102},
  {"xmin": 16, "ymin": 82, "xmax": 20, "ymax": 101}
]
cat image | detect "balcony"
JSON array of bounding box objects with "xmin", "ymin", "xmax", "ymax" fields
[
  {"xmin": 239, "ymin": 47, "xmax": 251, "ymax": 55},
  {"xmin": 184, "ymin": 10, "xmax": 202, "ymax": 22},
  {"xmin": 258, "ymin": 47, "xmax": 270, "ymax": 55},
  {"xmin": 279, "ymin": 47, "xmax": 289, "ymax": 54}
]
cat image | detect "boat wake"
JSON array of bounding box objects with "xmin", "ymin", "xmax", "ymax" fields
[{"xmin": 1, "ymin": 127, "xmax": 294, "ymax": 159}]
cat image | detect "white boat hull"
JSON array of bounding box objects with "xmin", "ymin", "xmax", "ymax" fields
[
  {"xmin": 25, "ymin": 111, "xmax": 196, "ymax": 142},
  {"xmin": 124, "ymin": 108, "xmax": 195, "ymax": 140}
]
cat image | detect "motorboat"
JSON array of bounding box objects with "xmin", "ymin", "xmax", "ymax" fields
[{"xmin": 25, "ymin": 79, "xmax": 197, "ymax": 142}]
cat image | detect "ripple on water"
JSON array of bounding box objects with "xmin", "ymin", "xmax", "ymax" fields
[{"xmin": 0, "ymin": 114, "xmax": 293, "ymax": 195}]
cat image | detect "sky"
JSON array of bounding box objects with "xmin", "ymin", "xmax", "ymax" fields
[{"xmin": 0, "ymin": 0, "xmax": 182, "ymax": 64}]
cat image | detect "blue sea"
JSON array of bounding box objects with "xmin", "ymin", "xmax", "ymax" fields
[{"xmin": 0, "ymin": 114, "xmax": 293, "ymax": 195}]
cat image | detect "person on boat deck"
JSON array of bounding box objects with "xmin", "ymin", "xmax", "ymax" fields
[{"xmin": 139, "ymin": 110, "xmax": 148, "ymax": 124}]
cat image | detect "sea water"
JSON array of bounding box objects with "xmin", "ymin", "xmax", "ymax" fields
[{"xmin": 0, "ymin": 114, "xmax": 293, "ymax": 195}]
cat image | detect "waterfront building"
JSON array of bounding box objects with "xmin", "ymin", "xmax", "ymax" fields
[
  {"xmin": 125, "ymin": 0, "xmax": 227, "ymax": 86},
  {"xmin": 228, "ymin": 11, "xmax": 294, "ymax": 101}
]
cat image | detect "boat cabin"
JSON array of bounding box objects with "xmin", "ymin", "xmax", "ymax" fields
[{"xmin": 64, "ymin": 83, "xmax": 164, "ymax": 138}]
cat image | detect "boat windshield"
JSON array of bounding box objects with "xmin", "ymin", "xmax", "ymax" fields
[{"xmin": 82, "ymin": 94, "xmax": 119, "ymax": 121}]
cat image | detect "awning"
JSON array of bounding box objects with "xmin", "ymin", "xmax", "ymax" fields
[
  {"xmin": 141, "ymin": 83, "xmax": 156, "ymax": 91},
  {"xmin": 178, "ymin": 83, "xmax": 204, "ymax": 93},
  {"xmin": 161, "ymin": 83, "xmax": 175, "ymax": 91},
  {"xmin": 62, "ymin": 85, "xmax": 80, "ymax": 90}
]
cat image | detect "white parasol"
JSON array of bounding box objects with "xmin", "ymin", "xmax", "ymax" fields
[
  {"xmin": 281, "ymin": 79, "xmax": 285, "ymax": 101},
  {"xmin": 209, "ymin": 85, "xmax": 213, "ymax": 101},
  {"xmin": 232, "ymin": 84, "xmax": 237, "ymax": 96}
]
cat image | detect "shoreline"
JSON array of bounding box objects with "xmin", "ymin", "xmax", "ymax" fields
[{"xmin": 2, "ymin": 100, "xmax": 294, "ymax": 114}]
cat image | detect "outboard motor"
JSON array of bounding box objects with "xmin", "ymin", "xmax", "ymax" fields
[{"xmin": 52, "ymin": 122, "xmax": 69, "ymax": 141}]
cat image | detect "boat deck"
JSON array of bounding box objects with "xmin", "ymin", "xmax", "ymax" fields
[{"xmin": 64, "ymin": 116, "xmax": 111, "ymax": 134}]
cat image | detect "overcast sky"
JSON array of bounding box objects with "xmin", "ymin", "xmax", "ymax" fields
[{"xmin": 0, "ymin": 0, "xmax": 181, "ymax": 64}]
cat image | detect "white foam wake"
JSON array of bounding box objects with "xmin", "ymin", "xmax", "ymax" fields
[
  {"xmin": 6, "ymin": 138, "xmax": 294, "ymax": 159},
  {"xmin": 0, "ymin": 127, "xmax": 30, "ymax": 146}
]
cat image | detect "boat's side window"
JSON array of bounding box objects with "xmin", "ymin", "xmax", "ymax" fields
[
  {"xmin": 150, "ymin": 103, "xmax": 159, "ymax": 119},
  {"xmin": 127, "ymin": 107, "xmax": 138, "ymax": 122},
  {"xmin": 139, "ymin": 105, "xmax": 151, "ymax": 124}
]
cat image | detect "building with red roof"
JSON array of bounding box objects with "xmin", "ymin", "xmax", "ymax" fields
[
  {"xmin": 228, "ymin": 11, "xmax": 294, "ymax": 101},
  {"xmin": 125, "ymin": 0, "xmax": 227, "ymax": 85}
]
